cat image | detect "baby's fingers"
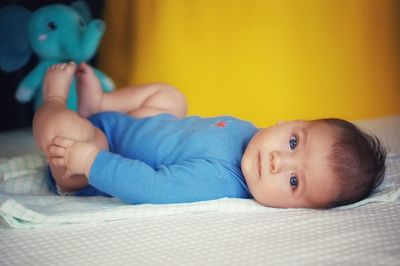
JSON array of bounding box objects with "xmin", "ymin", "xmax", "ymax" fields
[
  {"xmin": 52, "ymin": 136, "xmax": 74, "ymax": 149},
  {"xmin": 47, "ymin": 144, "xmax": 66, "ymax": 157},
  {"xmin": 48, "ymin": 157, "xmax": 66, "ymax": 167}
]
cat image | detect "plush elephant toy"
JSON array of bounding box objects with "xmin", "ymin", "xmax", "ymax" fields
[{"xmin": 0, "ymin": 1, "xmax": 114, "ymax": 111}]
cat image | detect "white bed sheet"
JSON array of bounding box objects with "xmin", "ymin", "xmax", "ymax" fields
[{"xmin": 1, "ymin": 115, "xmax": 400, "ymax": 265}]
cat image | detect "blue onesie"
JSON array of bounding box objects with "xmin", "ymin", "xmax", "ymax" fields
[{"xmin": 48, "ymin": 112, "xmax": 259, "ymax": 204}]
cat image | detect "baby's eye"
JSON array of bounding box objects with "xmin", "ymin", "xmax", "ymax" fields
[
  {"xmin": 289, "ymin": 135, "xmax": 298, "ymax": 150},
  {"xmin": 290, "ymin": 174, "xmax": 298, "ymax": 189}
]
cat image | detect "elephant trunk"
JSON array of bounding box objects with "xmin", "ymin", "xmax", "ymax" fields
[
  {"xmin": 80, "ymin": 19, "xmax": 106, "ymax": 61},
  {"xmin": 62, "ymin": 19, "xmax": 105, "ymax": 63}
]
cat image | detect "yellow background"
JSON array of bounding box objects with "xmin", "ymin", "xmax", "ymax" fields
[{"xmin": 99, "ymin": 0, "xmax": 400, "ymax": 127}]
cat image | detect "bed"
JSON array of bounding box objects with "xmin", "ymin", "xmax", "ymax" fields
[{"xmin": 1, "ymin": 115, "xmax": 400, "ymax": 265}]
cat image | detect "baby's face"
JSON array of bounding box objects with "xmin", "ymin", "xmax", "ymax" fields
[{"xmin": 241, "ymin": 120, "xmax": 339, "ymax": 208}]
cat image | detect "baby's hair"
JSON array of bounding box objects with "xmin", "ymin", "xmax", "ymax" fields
[{"xmin": 318, "ymin": 118, "xmax": 387, "ymax": 208}]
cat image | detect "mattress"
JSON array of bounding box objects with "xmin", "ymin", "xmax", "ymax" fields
[{"xmin": 1, "ymin": 115, "xmax": 400, "ymax": 265}]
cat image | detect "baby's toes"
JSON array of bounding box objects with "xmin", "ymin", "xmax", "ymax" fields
[
  {"xmin": 78, "ymin": 62, "xmax": 93, "ymax": 74},
  {"xmin": 56, "ymin": 63, "xmax": 68, "ymax": 70},
  {"xmin": 49, "ymin": 64, "xmax": 62, "ymax": 70},
  {"xmin": 47, "ymin": 64, "xmax": 57, "ymax": 71},
  {"xmin": 47, "ymin": 63, "xmax": 64, "ymax": 71},
  {"xmin": 64, "ymin": 61, "xmax": 77, "ymax": 73}
]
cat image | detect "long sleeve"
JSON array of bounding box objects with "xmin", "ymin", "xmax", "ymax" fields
[{"xmin": 88, "ymin": 150, "xmax": 244, "ymax": 204}]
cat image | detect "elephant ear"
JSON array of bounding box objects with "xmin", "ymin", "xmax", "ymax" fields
[
  {"xmin": 0, "ymin": 5, "xmax": 32, "ymax": 72},
  {"xmin": 70, "ymin": 1, "xmax": 93, "ymax": 23}
]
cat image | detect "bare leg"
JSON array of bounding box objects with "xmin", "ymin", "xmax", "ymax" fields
[
  {"xmin": 76, "ymin": 63, "xmax": 187, "ymax": 118},
  {"xmin": 33, "ymin": 62, "xmax": 108, "ymax": 192}
]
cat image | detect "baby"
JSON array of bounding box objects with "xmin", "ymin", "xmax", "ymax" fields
[{"xmin": 33, "ymin": 62, "xmax": 387, "ymax": 208}]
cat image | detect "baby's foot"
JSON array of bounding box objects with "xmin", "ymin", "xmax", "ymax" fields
[
  {"xmin": 76, "ymin": 62, "xmax": 104, "ymax": 117},
  {"xmin": 43, "ymin": 62, "xmax": 77, "ymax": 103}
]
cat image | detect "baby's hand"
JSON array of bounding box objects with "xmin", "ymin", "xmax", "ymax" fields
[{"xmin": 47, "ymin": 137, "xmax": 99, "ymax": 179}]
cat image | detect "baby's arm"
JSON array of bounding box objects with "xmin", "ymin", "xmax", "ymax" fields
[
  {"xmin": 48, "ymin": 137, "xmax": 99, "ymax": 179},
  {"xmin": 89, "ymin": 155, "xmax": 240, "ymax": 204},
  {"xmin": 48, "ymin": 137, "xmax": 240, "ymax": 204}
]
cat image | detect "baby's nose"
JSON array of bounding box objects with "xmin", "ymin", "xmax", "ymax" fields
[{"xmin": 269, "ymin": 151, "xmax": 282, "ymax": 174}]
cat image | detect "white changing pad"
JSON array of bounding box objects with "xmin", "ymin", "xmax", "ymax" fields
[{"xmin": 0, "ymin": 201, "xmax": 398, "ymax": 266}]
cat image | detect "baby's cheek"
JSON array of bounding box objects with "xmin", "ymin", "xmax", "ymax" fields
[{"xmin": 268, "ymin": 175, "xmax": 290, "ymax": 197}]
